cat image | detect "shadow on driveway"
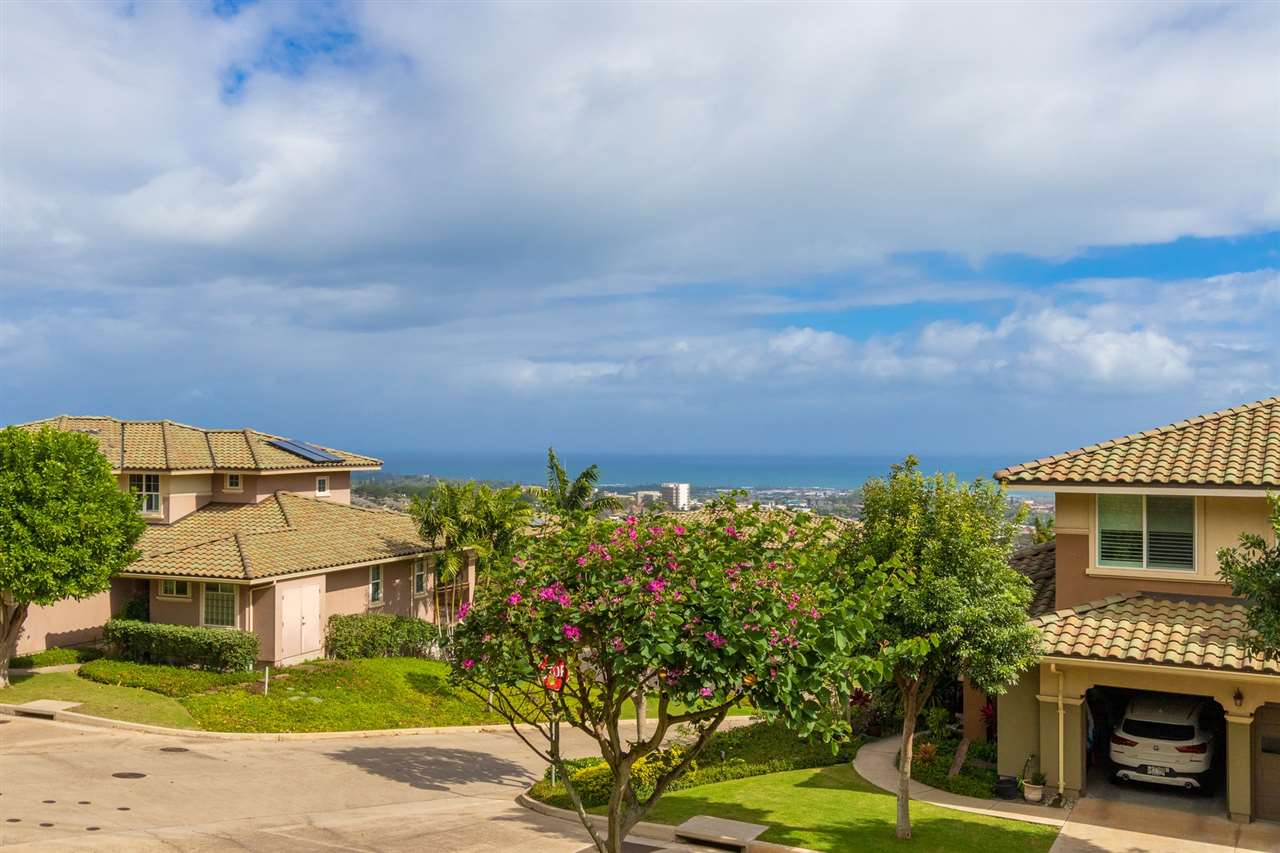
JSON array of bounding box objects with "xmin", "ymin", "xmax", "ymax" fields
[{"xmin": 326, "ymin": 744, "xmax": 533, "ymax": 792}]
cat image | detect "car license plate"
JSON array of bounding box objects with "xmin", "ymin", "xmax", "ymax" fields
[{"xmin": 1145, "ymin": 765, "xmax": 1171, "ymax": 777}]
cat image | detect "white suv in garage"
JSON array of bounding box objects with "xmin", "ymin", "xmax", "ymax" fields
[{"xmin": 1109, "ymin": 694, "xmax": 1217, "ymax": 789}]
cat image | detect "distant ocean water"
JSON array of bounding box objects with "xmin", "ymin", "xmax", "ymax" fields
[{"xmin": 370, "ymin": 451, "xmax": 1020, "ymax": 491}]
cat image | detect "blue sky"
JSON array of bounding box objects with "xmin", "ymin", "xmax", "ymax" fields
[{"xmin": 1, "ymin": 1, "xmax": 1277, "ymax": 462}]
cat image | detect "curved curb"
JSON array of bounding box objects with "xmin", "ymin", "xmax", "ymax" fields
[
  {"xmin": 0, "ymin": 702, "xmax": 532, "ymax": 741},
  {"xmin": 852, "ymin": 735, "xmax": 1069, "ymax": 829},
  {"xmin": 516, "ymin": 789, "xmax": 821, "ymax": 853}
]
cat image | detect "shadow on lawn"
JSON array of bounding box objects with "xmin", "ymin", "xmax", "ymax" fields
[{"xmin": 327, "ymin": 744, "xmax": 532, "ymax": 792}]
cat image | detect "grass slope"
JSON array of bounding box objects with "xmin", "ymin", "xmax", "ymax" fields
[
  {"xmin": 0, "ymin": 671, "xmax": 198, "ymax": 729},
  {"xmin": 636, "ymin": 765, "xmax": 1058, "ymax": 853}
]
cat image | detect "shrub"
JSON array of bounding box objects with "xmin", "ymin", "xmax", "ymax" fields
[
  {"xmin": 120, "ymin": 596, "xmax": 149, "ymax": 622},
  {"xmin": 529, "ymin": 721, "xmax": 861, "ymax": 810},
  {"xmin": 102, "ymin": 618, "xmax": 258, "ymax": 672},
  {"xmin": 79, "ymin": 658, "xmax": 259, "ymax": 697},
  {"xmin": 325, "ymin": 613, "xmax": 438, "ymax": 659},
  {"xmin": 916, "ymin": 741, "xmax": 938, "ymax": 765},
  {"xmin": 924, "ymin": 705, "xmax": 952, "ymax": 740},
  {"xmin": 909, "ymin": 737, "xmax": 997, "ymax": 799}
]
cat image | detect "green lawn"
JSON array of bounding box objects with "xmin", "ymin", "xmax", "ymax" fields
[
  {"xmin": 0, "ymin": 671, "xmax": 198, "ymax": 729},
  {"xmin": 631, "ymin": 765, "xmax": 1059, "ymax": 853},
  {"xmin": 4, "ymin": 657, "xmax": 753, "ymax": 734}
]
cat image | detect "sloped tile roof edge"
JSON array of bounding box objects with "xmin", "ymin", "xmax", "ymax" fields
[{"xmin": 993, "ymin": 395, "xmax": 1279, "ymax": 487}]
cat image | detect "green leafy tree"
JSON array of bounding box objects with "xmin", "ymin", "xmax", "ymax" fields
[
  {"xmin": 840, "ymin": 457, "xmax": 1040, "ymax": 839},
  {"xmin": 1217, "ymin": 495, "xmax": 1280, "ymax": 659},
  {"xmin": 448, "ymin": 498, "xmax": 905, "ymax": 853},
  {"xmin": 1031, "ymin": 514, "xmax": 1055, "ymax": 544},
  {"xmin": 410, "ymin": 481, "xmax": 532, "ymax": 625},
  {"xmin": 0, "ymin": 427, "xmax": 145, "ymax": 687},
  {"xmin": 541, "ymin": 447, "xmax": 623, "ymax": 515}
]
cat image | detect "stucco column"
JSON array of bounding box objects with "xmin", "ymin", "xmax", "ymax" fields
[
  {"xmin": 466, "ymin": 553, "xmax": 477, "ymax": 604},
  {"xmin": 962, "ymin": 677, "xmax": 989, "ymax": 743},
  {"xmin": 425, "ymin": 557, "xmax": 436, "ymax": 626},
  {"xmin": 1226, "ymin": 713, "xmax": 1253, "ymax": 823}
]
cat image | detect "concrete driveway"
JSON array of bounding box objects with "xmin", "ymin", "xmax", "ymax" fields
[
  {"xmin": 0, "ymin": 715, "xmax": 622, "ymax": 851},
  {"xmin": 1051, "ymin": 799, "xmax": 1280, "ymax": 853}
]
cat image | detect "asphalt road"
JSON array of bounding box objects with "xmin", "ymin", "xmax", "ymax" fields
[{"xmin": 0, "ymin": 716, "xmax": 623, "ymax": 852}]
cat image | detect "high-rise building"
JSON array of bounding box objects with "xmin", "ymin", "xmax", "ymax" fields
[{"xmin": 659, "ymin": 482, "xmax": 690, "ymax": 511}]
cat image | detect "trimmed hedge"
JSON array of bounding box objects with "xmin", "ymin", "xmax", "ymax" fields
[
  {"xmin": 79, "ymin": 658, "xmax": 260, "ymax": 697},
  {"xmin": 530, "ymin": 721, "xmax": 861, "ymax": 810},
  {"xmin": 102, "ymin": 618, "xmax": 259, "ymax": 672},
  {"xmin": 10, "ymin": 646, "xmax": 102, "ymax": 669},
  {"xmin": 325, "ymin": 613, "xmax": 438, "ymax": 659}
]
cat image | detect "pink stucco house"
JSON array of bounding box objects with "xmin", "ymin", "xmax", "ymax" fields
[{"xmin": 14, "ymin": 416, "xmax": 461, "ymax": 666}]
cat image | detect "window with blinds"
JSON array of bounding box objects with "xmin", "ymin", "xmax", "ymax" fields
[{"xmin": 1098, "ymin": 494, "xmax": 1194, "ymax": 571}]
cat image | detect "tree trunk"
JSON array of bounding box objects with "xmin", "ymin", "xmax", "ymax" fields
[
  {"xmin": 605, "ymin": 776, "xmax": 638, "ymax": 853},
  {"xmin": 897, "ymin": 684, "xmax": 919, "ymax": 840},
  {"xmin": 0, "ymin": 599, "xmax": 30, "ymax": 689},
  {"xmin": 635, "ymin": 691, "xmax": 646, "ymax": 742}
]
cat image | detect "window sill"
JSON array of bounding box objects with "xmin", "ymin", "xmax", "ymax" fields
[
  {"xmin": 369, "ymin": 601, "xmax": 384, "ymax": 608},
  {"xmin": 1086, "ymin": 566, "xmax": 1218, "ymax": 584},
  {"xmin": 156, "ymin": 595, "xmax": 191, "ymax": 602}
]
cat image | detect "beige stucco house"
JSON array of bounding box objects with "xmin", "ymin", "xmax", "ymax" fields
[
  {"xmin": 990, "ymin": 396, "xmax": 1279, "ymax": 823},
  {"xmin": 14, "ymin": 416, "xmax": 461, "ymax": 666}
]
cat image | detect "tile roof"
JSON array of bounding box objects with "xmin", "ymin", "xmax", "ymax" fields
[
  {"xmin": 995, "ymin": 396, "xmax": 1280, "ymax": 489},
  {"xmin": 16, "ymin": 416, "xmax": 381, "ymax": 472},
  {"xmin": 1033, "ymin": 592, "xmax": 1279, "ymax": 675},
  {"xmin": 127, "ymin": 493, "xmax": 435, "ymax": 581},
  {"xmin": 1010, "ymin": 540, "xmax": 1056, "ymax": 617}
]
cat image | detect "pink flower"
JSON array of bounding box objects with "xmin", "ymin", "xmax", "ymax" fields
[
  {"xmin": 507, "ymin": 592, "xmax": 523, "ymax": 606},
  {"xmin": 809, "ymin": 608, "xmax": 820, "ymax": 619},
  {"xmin": 725, "ymin": 524, "xmax": 739, "ymax": 538},
  {"xmin": 563, "ymin": 624, "xmax": 581, "ymax": 641},
  {"xmin": 461, "ymin": 659, "xmax": 475, "ymax": 670},
  {"xmin": 627, "ymin": 515, "xmax": 637, "ymax": 525},
  {"xmin": 700, "ymin": 687, "xmax": 714, "ymax": 698},
  {"xmin": 458, "ymin": 602, "xmax": 472, "ymax": 620},
  {"xmin": 610, "ymin": 636, "xmax": 625, "ymax": 653},
  {"xmin": 646, "ymin": 578, "xmax": 667, "ymax": 593},
  {"xmin": 577, "ymin": 556, "xmax": 588, "ymax": 566},
  {"xmin": 620, "ymin": 575, "xmax": 634, "ymax": 586},
  {"xmin": 673, "ymin": 525, "xmax": 685, "ymax": 536},
  {"xmin": 704, "ymin": 630, "xmax": 726, "ymax": 649}
]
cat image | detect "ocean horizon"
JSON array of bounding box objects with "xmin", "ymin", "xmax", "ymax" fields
[{"xmin": 369, "ymin": 450, "xmax": 1027, "ymax": 492}]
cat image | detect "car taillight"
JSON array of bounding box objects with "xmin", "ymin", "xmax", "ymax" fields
[
  {"xmin": 1111, "ymin": 733, "xmax": 1138, "ymax": 747},
  {"xmin": 1175, "ymin": 743, "xmax": 1208, "ymax": 754}
]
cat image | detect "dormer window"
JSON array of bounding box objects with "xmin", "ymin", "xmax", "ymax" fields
[
  {"xmin": 225, "ymin": 473, "xmax": 242, "ymax": 492},
  {"xmin": 316, "ymin": 476, "xmax": 329, "ymax": 497},
  {"xmin": 129, "ymin": 474, "xmax": 161, "ymax": 513}
]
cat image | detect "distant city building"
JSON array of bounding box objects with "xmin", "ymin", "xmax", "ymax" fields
[
  {"xmin": 660, "ymin": 482, "xmax": 691, "ymax": 511},
  {"xmin": 633, "ymin": 490, "xmax": 662, "ymax": 506}
]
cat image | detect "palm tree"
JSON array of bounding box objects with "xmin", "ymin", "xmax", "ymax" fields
[
  {"xmin": 541, "ymin": 447, "xmax": 624, "ymax": 514},
  {"xmin": 411, "ymin": 481, "xmax": 532, "ymax": 628}
]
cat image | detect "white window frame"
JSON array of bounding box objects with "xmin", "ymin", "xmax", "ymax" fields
[
  {"xmin": 1094, "ymin": 494, "xmax": 1198, "ymax": 575},
  {"xmin": 200, "ymin": 582, "xmax": 239, "ymax": 628},
  {"xmin": 129, "ymin": 473, "xmax": 162, "ymax": 514},
  {"xmin": 316, "ymin": 476, "xmax": 330, "ymax": 497},
  {"xmin": 369, "ymin": 565, "xmax": 383, "ymax": 605},
  {"xmin": 413, "ymin": 559, "xmax": 427, "ymax": 597},
  {"xmin": 158, "ymin": 579, "xmax": 191, "ymax": 600},
  {"xmin": 224, "ymin": 473, "xmax": 243, "ymax": 493}
]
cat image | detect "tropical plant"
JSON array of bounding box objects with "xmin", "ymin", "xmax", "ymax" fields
[
  {"xmin": 410, "ymin": 481, "xmax": 532, "ymax": 627},
  {"xmin": 1217, "ymin": 494, "xmax": 1280, "ymax": 660},
  {"xmin": 1030, "ymin": 514, "xmax": 1055, "ymax": 544},
  {"xmin": 839, "ymin": 456, "xmax": 1041, "ymax": 840},
  {"xmin": 0, "ymin": 427, "xmax": 145, "ymax": 687},
  {"xmin": 446, "ymin": 497, "xmax": 907, "ymax": 853},
  {"xmin": 541, "ymin": 447, "xmax": 623, "ymax": 515}
]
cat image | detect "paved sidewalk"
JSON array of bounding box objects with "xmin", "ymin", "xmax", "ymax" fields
[{"xmin": 852, "ymin": 735, "xmax": 1068, "ymax": 827}]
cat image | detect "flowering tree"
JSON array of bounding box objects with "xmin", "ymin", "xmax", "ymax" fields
[{"xmin": 448, "ymin": 498, "xmax": 906, "ymax": 853}]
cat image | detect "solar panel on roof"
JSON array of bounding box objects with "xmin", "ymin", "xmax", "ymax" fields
[{"xmin": 267, "ymin": 438, "xmax": 345, "ymax": 463}]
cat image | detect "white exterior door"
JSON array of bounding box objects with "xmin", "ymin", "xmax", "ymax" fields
[{"xmin": 280, "ymin": 581, "xmax": 323, "ymax": 662}]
